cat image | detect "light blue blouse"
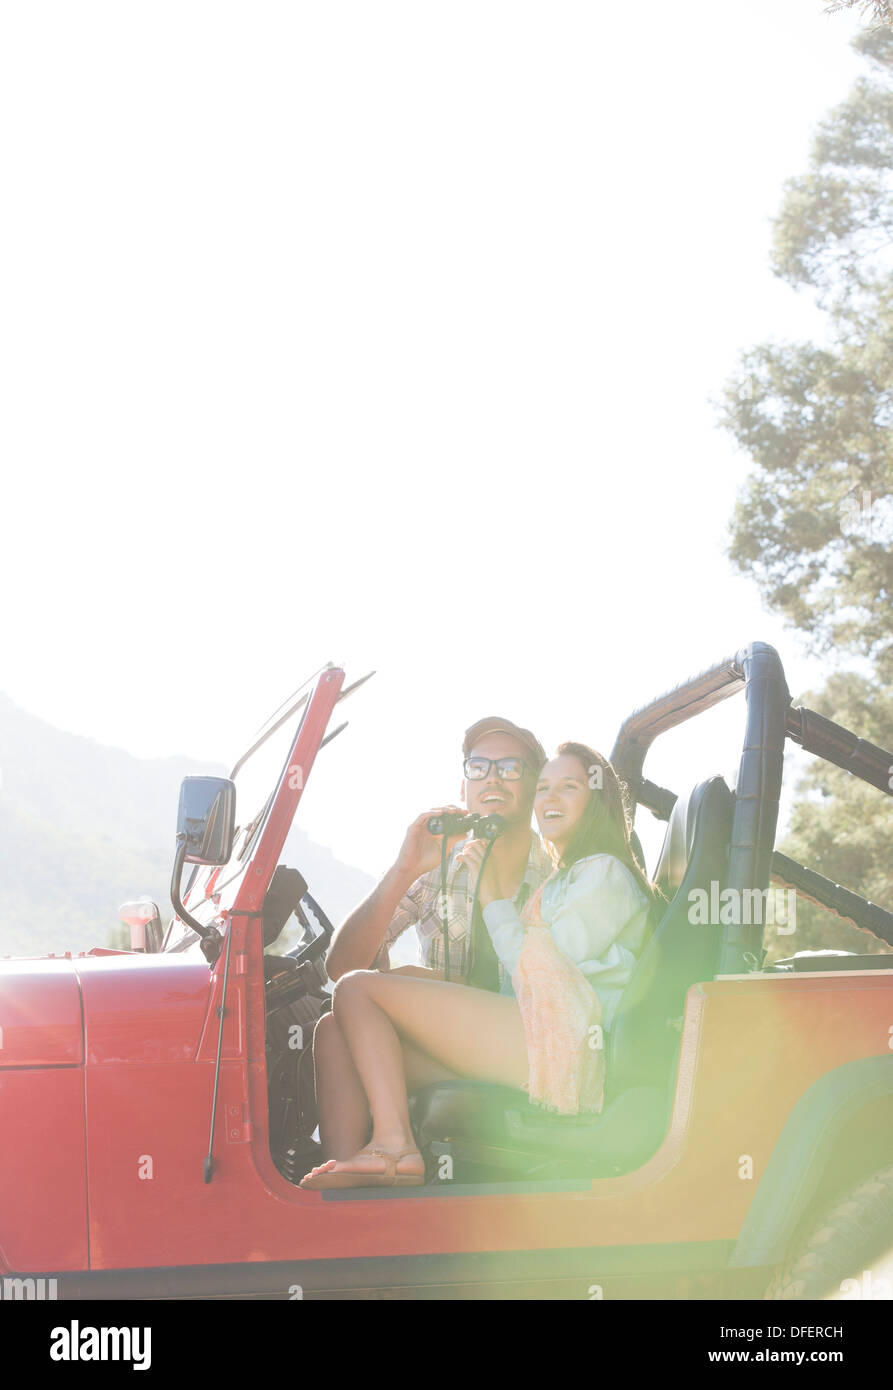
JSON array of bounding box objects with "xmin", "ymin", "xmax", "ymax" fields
[{"xmin": 482, "ymin": 853, "xmax": 653, "ymax": 1032}]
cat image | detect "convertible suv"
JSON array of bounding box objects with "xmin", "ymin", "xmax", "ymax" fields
[{"xmin": 1, "ymin": 644, "xmax": 891, "ymax": 1300}]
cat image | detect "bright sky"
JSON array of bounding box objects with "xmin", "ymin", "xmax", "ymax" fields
[{"xmin": 0, "ymin": 2, "xmax": 868, "ymax": 878}]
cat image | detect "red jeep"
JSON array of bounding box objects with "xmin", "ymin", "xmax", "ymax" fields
[{"xmin": 1, "ymin": 644, "xmax": 892, "ymax": 1300}]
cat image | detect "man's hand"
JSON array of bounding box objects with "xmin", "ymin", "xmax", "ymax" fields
[
  {"xmin": 325, "ymin": 807, "xmax": 467, "ymax": 983},
  {"xmin": 394, "ymin": 806, "xmax": 468, "ymax": 881}
]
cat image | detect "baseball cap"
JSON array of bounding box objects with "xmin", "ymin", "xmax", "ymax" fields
[{"xmin": 462, "ymin": 717, "xmax": 547, "ymax": 771}]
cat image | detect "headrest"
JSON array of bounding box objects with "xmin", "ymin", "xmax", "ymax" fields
[{"xmin": 653, "ymin": 779, "xmax": 730, "ymax": 900}]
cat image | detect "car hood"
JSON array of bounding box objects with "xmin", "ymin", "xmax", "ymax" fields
[{"xmin": 0, "ymin": 953, "xmax": 212, "ymax": 1067}]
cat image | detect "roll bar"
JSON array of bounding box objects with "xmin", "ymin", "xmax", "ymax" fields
[
  {"xmin": 611, "ymin": 641, "xmax": 893, "ymax": 973},
  {"xmin": 611, "ymin": 642, "xmax": 790, "ymax": 974},
  {"xmin": 771, "ymin": 851, "xmax": 893, "ymax": 949},
  {"xmin": 785, "ymin": 705, "xmax": 893, "ymax": 794}
]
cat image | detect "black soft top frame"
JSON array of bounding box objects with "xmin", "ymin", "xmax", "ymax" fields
[{"xmin": 609, "ymin": 641, "xmax": 893, "ymax": 971}]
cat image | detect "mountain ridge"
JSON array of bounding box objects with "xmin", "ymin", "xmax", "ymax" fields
[{"xmin": 0, "ymin": 692, "xmax": 375, "ymax": 958}]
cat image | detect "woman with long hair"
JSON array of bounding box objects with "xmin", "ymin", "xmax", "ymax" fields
[{"xmin": 300, "ymin": 742, "xmax": 661, "ymax": 1188}]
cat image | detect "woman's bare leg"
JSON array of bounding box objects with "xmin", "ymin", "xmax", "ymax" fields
[
  {"xmin": 308, "ymin": 971, "xmax": 527, "ymax": 1178},
  {"xmin": 313, "ymin": 1009, "xmax": 458, "ymax": 1161},
  {"xmin": 389, "ymin": 965, "xmax": 444, "ymax": 981}
]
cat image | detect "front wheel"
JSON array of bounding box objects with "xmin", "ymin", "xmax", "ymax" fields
[{"xmin": 765, "ymin": 1164, "xmax": 893, "ymax": 1300}]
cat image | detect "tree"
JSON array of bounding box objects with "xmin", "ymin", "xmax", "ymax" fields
[
  {"xmin": 721, "ymin": 29, "xmax": 893, "ymax": 950},
  {"xmin": 773, "ymin": 29, "xmax": 893, "ymax": 307},
  {"xmin": 825, "ymin": 1, "xmax": 893, "ymax": 25},
  {"xmin": 721, "ymin": 299, "xmax": 893, "ymax": 685},
  {"xmin": 721, "ymin": 28, "xmax": 893, "ymax": 687}
]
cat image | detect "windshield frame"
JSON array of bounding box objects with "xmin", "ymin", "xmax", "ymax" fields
[{"xmin": 163, "ymin": 666, "xmax": 345, "ymax": 952}]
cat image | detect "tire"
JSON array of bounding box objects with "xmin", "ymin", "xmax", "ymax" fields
[{"xmin": 765, "ymin": 1163, "xmax": 893, "ymax": 1300}]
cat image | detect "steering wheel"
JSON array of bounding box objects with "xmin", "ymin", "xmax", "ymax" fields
[{"xmin": 285, "ymin": 893, "xmax": 335, "ymax": 967}]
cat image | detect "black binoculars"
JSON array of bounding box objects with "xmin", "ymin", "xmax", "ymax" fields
[{"xmin": 426, "ymin": 811, "xmax": 507, "ymax": 840}]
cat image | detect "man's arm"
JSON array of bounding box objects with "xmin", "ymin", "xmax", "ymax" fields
[
  {"xmin": 325, "ymin": 863, "xmax": 418, "ymax": 982},
  {"xmin": 325, "ymin": 804, "xmax": 466, "ymax": 982}
]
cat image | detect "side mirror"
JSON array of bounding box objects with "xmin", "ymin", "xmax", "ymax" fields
[
  {"xmin": 176, "ymin": 776, "xmax": 236, "ymax": 866},
  {"xmin": 119, "ymin": 899, "xmax": 164, "ymax": 953}
]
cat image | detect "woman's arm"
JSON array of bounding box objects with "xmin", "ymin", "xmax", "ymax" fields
[
  {"xmin": 455, "ymin": 838, "xmax": 529, "ymax": 974},
  {"xmin": 549, "ymin": 856, "xmax": 648, "ymax": 968},
  {"xmin": 479, "ymin": 897, "xmax": 528, "ymax": 975},
  {"xmin": 483, "ymin": 855, "xmax": 647, "ymax": 977}
]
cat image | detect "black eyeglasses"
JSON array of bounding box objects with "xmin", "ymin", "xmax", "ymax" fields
[{"xmin": 463, "ymin": 756, "xmax": 529, "ymax": 781}]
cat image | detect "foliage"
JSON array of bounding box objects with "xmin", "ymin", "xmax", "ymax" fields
[
  {"xmin": 720, "ymin": 296, "xmax": 893, "ymax": 685},
  {"xmin": 825, "ymin": 1, "xmax": 893, "ymax": 27},
  {"xmin": 721, "ymin": 29, "xmax": 893, "ymax": 953},
  {"xmin": 722, "ymin": 28, "xmax": 893, "ymax": 685}
]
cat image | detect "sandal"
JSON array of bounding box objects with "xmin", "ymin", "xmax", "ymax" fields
[{"xmin": 299, "ymin": 1146, "xmax": 425, "ymax": 1190}]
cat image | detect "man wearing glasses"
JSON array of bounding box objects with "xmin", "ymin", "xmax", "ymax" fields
[
  {"xmin": 325, "ymin": 717, "xmax": 551, "ymax": 989},
  {"xmin": 314, "ymin": 719, "xmax": 552, "ymax": 1161}
]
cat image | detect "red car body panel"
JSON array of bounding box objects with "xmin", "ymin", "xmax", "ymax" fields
[
  {"xmin": 9, "ymin": 959, "xmax": 890, "ymax": 1274},
  {"xmin": 80, "ymin": 955, "xmax": 211, "ymax": 1066},
  {"xmin": 0, "ymin": 959, "xmax": 89, "ymax": 1271},
  {"xmin": 0, "ymin": 1067, "xmax": 88, "ymax": 1272},
  {"xmin": 0, "ymin": 959, "xmax": 83, "ymax": 1066},
  {"xmin": 218, "ymin": 972, "xmax": 891, "ymax": 1265}
]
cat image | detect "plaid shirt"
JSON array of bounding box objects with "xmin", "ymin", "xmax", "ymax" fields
[{"xmin": 374, "ymin": 832, "xmax": 554, "ymax": 989}]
